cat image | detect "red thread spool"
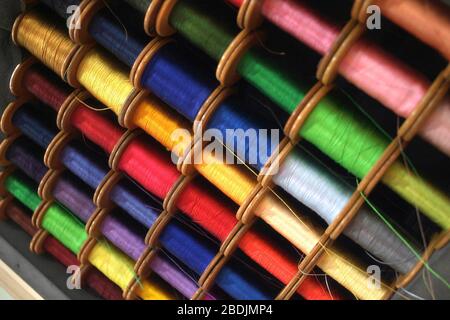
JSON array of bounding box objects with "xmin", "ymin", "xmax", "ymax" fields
[
  {"xmin": 70, "ymin": 106, "xmax": 124, "ymax": 154},
  {"xmin": 23, "ymin": 65, "xmax": 72, "ymax": 112}
]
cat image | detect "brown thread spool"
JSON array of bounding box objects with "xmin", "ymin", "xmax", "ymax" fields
[
  {"xmin": 216, "ymin": 29, "xmax": 263, "ymax": 86},
  {"xmin": 177, "ymin": 86, "xmax": 235, "ymax": 176},
  {"xmin": 154, "ymin": 0, "xmax": 178, "ymax": 36},
  {"xmin": 66, "ymin": 44, "xmax": 96, "ymax": 88},
  {"xmin": 31, "ymin": 200, "xmax": 54, "ymax": 229},
  {"xmin": 92, "ymin": 170, "xmax": 123, "ymax": 209},
  {"xmin": 118, "ymin": 90, "xmax": 149, "ymax": 129},
  {"xmin": 85, "ymin": 207, "xmax": 112, "ymax": 239}
]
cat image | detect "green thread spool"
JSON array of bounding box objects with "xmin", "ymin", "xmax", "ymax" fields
[
  {"xmin": 168, "ymin": 1, "xmax": 450, "ymax": 229},
  {"xmin": 41, "ymin": 205, "xmax": 87, "ymax": 254},
  {"xmin": 238, "ymin": 48, "xmax": 311, "ymax": 114},
  {"xmin": 5, "ymin": 174, "xmax": 41, "ymax": 212}
]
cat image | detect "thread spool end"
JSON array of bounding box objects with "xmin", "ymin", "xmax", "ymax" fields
[
  {"xmin": 236, "ymin": 0, "xmax": 264, "ymax": 30},
  {"xmin": 66, "ymin": 45, "xmax": 95, "ymax": 88},
  {"xmin": 1, "ymin": 97, "xmax": 30, "ymax": 136},
  {"xmin": 0, "ymin": 133, "xmax": 21, "ymax": 167},
  {"xmin": 144, "ymin": 0, "xmax": 165, "ymax": 36}
]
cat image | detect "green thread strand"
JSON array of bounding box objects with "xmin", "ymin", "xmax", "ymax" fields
[
  {"xmin": 5, "ymin": 173, "xmax": 87, "ymax": 254},
  {"xmin": 170, "ymin": 0, "xmax": 236, "ymax": 61}
]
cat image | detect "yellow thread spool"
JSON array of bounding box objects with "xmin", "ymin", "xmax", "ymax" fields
[
  {"xmin": 77, "ymin": 49, "xmax": 135, "ymax": 115},
  {"xmin": 88, "ymin": 240, "xmax": 173, "ymax": 300}
]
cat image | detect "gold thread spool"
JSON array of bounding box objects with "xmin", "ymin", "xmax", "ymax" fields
[{"xmin": 12, "ymin": 10, "xmax": 80, "ymax": 80}]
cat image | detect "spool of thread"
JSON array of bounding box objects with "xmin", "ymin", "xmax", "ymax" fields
[
  {"xmin": 11, "ymin": 104, "xmax": 57, "ymax": 148},
  {"xmin": 22, "ymin": 64, "xmax": 73, "ymax": 110},
  {"xmin": 13, "ymin": 10, "xmax": 80, "ymax": 79},
  {"xmin": 3, "ymin": 173, "xmax": 174, "ymax": 300},
  {"xmin": 4, "ymin": 199, "xmax": 124, "ymax": 300},
  {"xmin": 83, "ymin": 8, "xmax": 221, "ymax": 122},
  {"xmin": 76, "ymin": 49, "xmax": 135, "ymax": 115},
  {"xmin": 140, "ymin": 42, "xmax": 219, "ymax": 121},
  {"xmin": 76, "ymin": 47, "xmax": 192, "ymax": 151},
  {"xmin": 88, "ymin": 10, "xmax": 145, "ymax": 67}
]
